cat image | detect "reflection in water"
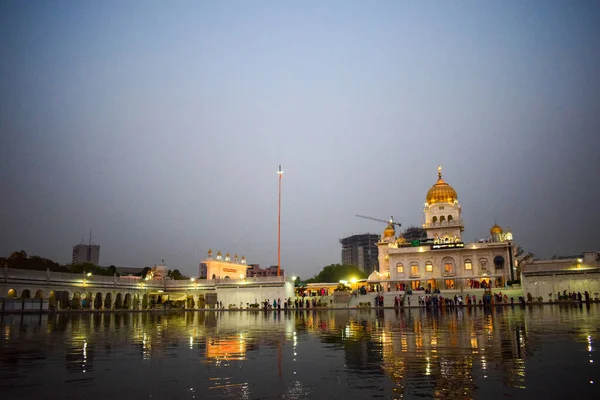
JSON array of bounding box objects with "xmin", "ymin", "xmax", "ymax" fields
[{"xmin": 0, "ymin": 305, "xmax": 599, "ymax": 399}]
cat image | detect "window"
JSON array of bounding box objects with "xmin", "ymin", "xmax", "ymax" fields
[
  {"xmin": 448, "ymin": 215, "xmax": 453, "ymax": 222},
  {"xmin": 442, "ymin": 257, "xmax": 455, "ymax": 275},
  {"xmin": 479, "ymin": 259, "xmax": 488, "ymax": 273},
  {"xmin": 396, "ymin": 263, "xmax": 404, "ymax": 273},
  {"xmin": 494, "ymin": 256, "xmax": 505, "ymax": 269},
  {"xmin": 464, "ymin": 260, "xmax": 472, "ymax": 270},
  {"xmin": 426, "ymin": 262, "xmax": 433, "ymax": 272},
  {"xmin": 440, "ymin": 216, "xmax": 446, "ymax": 222},
  {"xmin": 432, "ymin": 216, "xmax": 438, "ymax": 223},
  {"xmin": 439, "ymin": 206, "xmax": 445, "ymax": 210},
  {"xmin": 411, "ymin": 265, "xmax": 419, "ymax": 275}
]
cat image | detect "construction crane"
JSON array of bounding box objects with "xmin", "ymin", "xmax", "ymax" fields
[{"xmin": 355, "ymin": 215, "xmax": 402, "ymax": 229}]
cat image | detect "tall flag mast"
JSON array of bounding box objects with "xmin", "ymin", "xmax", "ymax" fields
[{"xmin": 277, "ymin": 165, "xmax": 283, "ymax": 276}]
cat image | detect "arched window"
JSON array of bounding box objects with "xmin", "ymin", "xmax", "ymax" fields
[
  {"xmin": 442, "ymin": 257, "xmax": 455, "ymax": 275},
  {"xmin": 448, "ymin": 215, "xmax": 453, "ymax": 222},
  {"xmin": 440, "ymin": 216, "xmax": 446, "ymax": 223},
  {"xmin": 396, "ymin": 263, "xmax": 404, "ymax": 273},
  {"xmin": 464, "ymin": 259, "xmax": 472, "ymax": 270},
  {"xmin": 426, "ymin": 261, "xmax": 433, "ymax": 272},
  {"xmin": 410, "ymin": 263, "xmax": 419, "ymax": 277},
  {"xmin": 494, "ymin": 256, "xmax": 505, "ymax": 269},
  {"xmin": 479, "ymin": 258, "xmax": 488, "ymax": 273},
  {"xmin": 432, "ymin": 216, "xmax": 438, "ymax": 223}
]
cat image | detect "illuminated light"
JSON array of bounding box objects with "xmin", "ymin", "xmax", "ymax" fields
[
  {"xmin": 87, "ymin": 272, "xmax": 92, "ymax": 277},
  {"xmin": 292, "ymin": 276, "xmax": 297, "ymax": 281},
  {"xmin": 351, "ymin": 277, "xmax": 357, "ymax": 284},
  {"xmin": 190, "ymin": 277, "xmax": 195, "ymax": 282},
  {"xmin": 578, "ymin": 258, "xmax": 583, "ymax": 263},
  {"xmin": 158, "ymin": 290, "xmax": 164, "ymax": 293}
]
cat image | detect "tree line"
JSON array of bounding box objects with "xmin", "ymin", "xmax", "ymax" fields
[{"xmin": 0, "ymin": 250, "xmax": 189, "ymax": 280}]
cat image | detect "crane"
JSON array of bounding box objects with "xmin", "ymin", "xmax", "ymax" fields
[{"xmin": 355, "ymin": 215, "xmax": 402, "ymax": 229}]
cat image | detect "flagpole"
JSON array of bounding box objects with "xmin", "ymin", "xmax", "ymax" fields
[{"xmin": 277, "ymin": 165, "xmax": 283, "ymax": 276}]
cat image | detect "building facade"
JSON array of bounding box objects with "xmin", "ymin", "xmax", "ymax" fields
[
  {"xmin": 72, "ymin": 244, "xmax": 100, "ymax": 265},
  {"xmin": 521, "ymin": 251, "xmax": 600, "ymax": 301},
  {"xmin": 340, "ymin": 234, "xmax": 379, "ymax": 273},
  {"xmin": 246, "ymin": 264, "xmax": 284, "ymax": 277},
  {"xmin": 199, "ymin": 250, "xmax": 250, "ymax": 280},
  {"xmin": 375, "ymin": 167, "xmax": 515, "ymax": 291}
]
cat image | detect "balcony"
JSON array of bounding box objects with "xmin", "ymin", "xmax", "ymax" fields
[
  {"xmin": 422, "ymin": 219, "xmax": 464, "ymax": 229},
  {"xmin": 443, "ymin": 271, "xmax": 456, "ymax": 277},
  {"xmin": 409, "ymin": 273, "xmax": 421, "ymax": 278}
]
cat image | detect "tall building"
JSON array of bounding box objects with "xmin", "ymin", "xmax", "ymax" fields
[
  {"xmin": 72, "ymin": 244, "xmax": 100, "ymax": 265},
  {"xmin": 340, "ymin": 234, "xmax": 379, "ymax": 273}
]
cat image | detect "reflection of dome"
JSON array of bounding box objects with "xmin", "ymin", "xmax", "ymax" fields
[
  {"xmin": 490, "ymin": 224, "xmax": 503, "ymax": 235},
  {"xmin": 383, "ymin": 223, "xmax": 395, "ymax": 238},
  {"xmin": 426, "ymin": 167, "xmax": 457, "ymax": 204}
]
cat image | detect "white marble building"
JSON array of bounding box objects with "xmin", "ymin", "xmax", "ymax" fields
[{"xmin": 374, "ymin": 167, "xmax": 516, "ymax": 291}]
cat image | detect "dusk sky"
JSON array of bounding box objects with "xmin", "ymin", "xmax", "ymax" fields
[{"xmin": 1, "ymin": 1, "xmax": 599, "ymax": 278}]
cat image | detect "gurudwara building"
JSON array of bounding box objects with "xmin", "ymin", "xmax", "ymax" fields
[{"xmin": 375, "ymin": 167, "xmax": 516, "ymax": 291}]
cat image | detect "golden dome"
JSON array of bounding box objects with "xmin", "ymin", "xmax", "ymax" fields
[
  {"xmin": 490, "ymin": 223, "xmax": 503, "ymax": 235},
  {"xmin": 383, "ymin": 223, "xmax": 395, "ymax": 238},
  {"xmin": 426, "ymin": 166, "xmax": 457, "ymax": 204},
  {"xmin": 396, "ymin": 236, "xmax": 406, "ymax": 245}
]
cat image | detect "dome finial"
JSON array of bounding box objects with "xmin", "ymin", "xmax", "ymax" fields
[{"xmin": 438, "ymin": 165, "xmax": 442, "ymax": 179}]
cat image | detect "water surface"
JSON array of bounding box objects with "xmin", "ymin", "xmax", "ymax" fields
[{"xmin": 1, "ymin": 305, "xmax": 599, "ymax": 399}]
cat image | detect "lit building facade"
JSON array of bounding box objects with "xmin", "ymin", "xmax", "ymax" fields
[
  {"xmin": 199, "ymin": 250, "xmax": 250, "ymax": 280},
  {"xmin": 376, "ymin": 167, "xmax": 515, "ymax": 290}
]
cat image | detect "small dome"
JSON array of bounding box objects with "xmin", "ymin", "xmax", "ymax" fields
[
  {"xmin": 426, "ymin": 166, "xmax": 457, "ymax": 204},
  {"xmin": 490, "ymin": 224, "xmax": 503, "ymax": 235},
  {"xmin": 383, "ymin": 223, "xmax": 395, "ymax": 238}
]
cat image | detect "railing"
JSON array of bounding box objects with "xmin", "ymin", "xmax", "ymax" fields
[
  {"xmin": 409, "ymin": 273, "xmax": 420, "ymax": 278},
  {"xmin": 443, "ymin": 271, "xmax": 456, "ymax": 277},
  {"xmin": 1, "ymin": 268, "xmax": 287, "ymax": 291},
  {"xmin": 422, "ymin": 219, "xmax": 464, "ymax": 229}
]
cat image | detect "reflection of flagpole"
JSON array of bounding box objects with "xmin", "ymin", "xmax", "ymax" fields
[
  {"xmin": 277, "ymin": 165, "xmax": 283, "ymax": 276},
  {"xmin": 278, "ymin": 339, "xmax": 282, "ymax": 379}
]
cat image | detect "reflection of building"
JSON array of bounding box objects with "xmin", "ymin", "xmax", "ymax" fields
[
  {"xmin": 199, "ymin": 250, "xmax": 250, "ymax": 280},
  {"xmin": 72, "ymin": 244, "xmax": 100, "ymax": 265},
  {"xmin": 375, "ymin": 167, "xmax": 515, "ymax": 290},
  {"xmin": 340, "ymin": 234, "xmax": 379, "ymax": 273},
  {"xmin": 206, "ymin": 336, "xmax": 250, "ymax": 361},
  {"xmin": 246, "ymin": 264, "xmax": 284, "ymax": 277}
]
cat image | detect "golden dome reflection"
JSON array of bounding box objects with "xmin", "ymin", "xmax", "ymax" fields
[{"xmin": 426, "ymin": 166, "xmax": 457, "ymax": 205}]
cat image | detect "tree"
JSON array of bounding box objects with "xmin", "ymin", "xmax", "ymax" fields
[
  {"xmin": 170, "ymin": 269, "xmax": 188, "ymax": 280},
  {"xmin": 140, "ymin": 266, "xmax": 152, "ymax": 279},
  {"xmin": 306, "ymin": 264, "xmax": 367, "ymax": 283},
  {"xmin": 107, "ymin": 265, "xmax": 117, "ymax": 276},
  {"xmin": 515, "ymin": 246, "xmax": 534, "ymax": 277}
]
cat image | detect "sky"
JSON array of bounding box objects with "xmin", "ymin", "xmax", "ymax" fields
[{"xmin": 1, "ymin": 1, "xmax": 599, "ymax": 279}]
